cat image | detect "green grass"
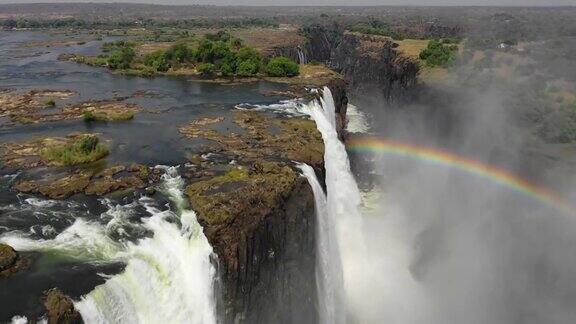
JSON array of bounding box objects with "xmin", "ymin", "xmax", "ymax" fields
[
  {"xmin": 83, "ymin": 110, "xmax": 135, "ymax": 122},
  {"xmin": 41, "ymin": 135, "xmax": 108, "ymax": 166}
]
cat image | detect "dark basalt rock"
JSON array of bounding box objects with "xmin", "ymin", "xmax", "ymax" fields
[
  {"xmin": 331, "ymin": 32, "xmax": 419, "ymax": 102},
  {"xmin": 43, "ymin": 288, "xmax": 82, "ymax": 324},
  {"xmin": 301, "ymin": 26, "xmax": 419, "ymax": 102}
]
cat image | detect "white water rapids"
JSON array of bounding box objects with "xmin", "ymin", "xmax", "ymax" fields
[
  {"xmin": 1, "ymin": 167, "xmax": 217, "ymax": 324},
  {"xmin": 75, "ymin": 166, "xmax": 217, "ymax": 324}
]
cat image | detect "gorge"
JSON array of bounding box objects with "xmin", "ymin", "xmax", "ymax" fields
[{"xmin": 2, "ymin": 4, "xmax": 576, "ymax": 324}]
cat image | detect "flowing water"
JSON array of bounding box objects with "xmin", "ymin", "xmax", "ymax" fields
[
  {"xmin": 298, "ymin": 87, "xmax": 367, "ymax": 323},
  {"xmin": 75, "ymin": 167, "xmax": 216, "ymax": 324},
  {"xmin": 0, "ymin": 30, "xmax": 289, "ymax": 322},
  {"xmin": 296, "ymin": 163, "xmax": 343, "ymax": 324}
]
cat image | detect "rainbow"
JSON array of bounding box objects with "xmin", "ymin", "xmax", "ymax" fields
[{"xmin": 347, "ymin": 137, "xmax": 575, "ymax": 216}]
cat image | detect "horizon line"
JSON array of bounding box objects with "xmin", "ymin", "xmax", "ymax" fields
[{"xmin": 0, "ymin": 2, "xmax": 574, "ymax": 8}]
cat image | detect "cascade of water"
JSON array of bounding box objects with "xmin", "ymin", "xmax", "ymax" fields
[
  {"xmin": 297, "ymin": 163, "xmax": 344, "ymax": 324},
  {"xmin": 0, "ymin": 217, "xmax": 123, "ymax": 262},
  {"xmin": 298, "ymin": 87, "xmax": 366, "ymax": 323},
  {"xmin": 297, "ymin": 47, "xmax": 307, "ymax": 65},
  {"xmin": 74, "ymin": 166, "xmax": 217, "ymax": 324}
]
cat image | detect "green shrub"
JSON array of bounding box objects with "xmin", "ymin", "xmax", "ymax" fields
[
  {"xmin": 220, "ymin": 61, "xmax": 236, "ymax": 76},
  {"xmin": 83, "ymin": 110, "xmax": 134, "ymax": 122},
  {"xmin": 266, "ymin": 57, "xmax": 299, "ymax": 77},
  {"xmin": 41, "ymin": 135, "xmax": 108, "ymax": 166},
  {"xmin": 198, "ymin": 63, "xmax": 216, "ymax": 76},
  {"xmin": 144, "ymin": 50, "xmax": 170, "ymax": 72},
  {"xmin": 237, "ymin": 47, "xmax": 261, "ymax": 63},
  {"xmin": 83, "ymin": 110, "xmax": 95, "ymax": 122},
  {"xmin": 419, "ymin": 40, "xmax": 457, "ymax": 67},
  {"xmin": 237, "ymin": 59, "xmax": 259, "ymax": 77},
  {"xmin": 45, "ymin": 98, "xmax": 56, "ymax": 107},
  {"xmin": 102, "ymin": 40, "xmax": 136, "ymax": 53},
  {"xmin": 231, "ymin": 38, "xmax": 243, "ymax": 49},
  {"xmin": 107, "ymin": 47, "xmax": 135, "ymax": 70}
]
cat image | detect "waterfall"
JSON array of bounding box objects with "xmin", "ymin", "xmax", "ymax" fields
[
  {"xmin": 298, "ymin": 87, "xmax": 366, "ymax": 323},
  {"xmin": 297, "ymin": 163, "xmax": 344, "ymax": 324},
  {"xmin": 74, "ymin": 166, "xmax": 217, "ymax": 324},
  {"xmin": 297, "ymin": 47, "xmax": 307, "ymax": 65}
]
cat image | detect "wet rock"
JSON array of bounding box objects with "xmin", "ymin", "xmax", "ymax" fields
[
  {"xmin": 15, "ymin": 174, "xmax": 91, "ymax": 199},
  {"xmin": 85, "ymin": 176, "xmax": 145, "ymax": 196},
  {"xmin": 43, "ymin": 288, "xmax": 82, "ymax": 324},
  {"xmin": 180, "ymin": 111, "xmax": 324, "ymax": 168},
  {"xmin": 0, "ymin": 88, "xmax": 140, "ymax": 125},
  {"xmin": 0, "ymin": 244, "xmax": 17, "ymax": 272},
  {"xmin": 0, "ymin": 244, "xmax": 28, "ymax": 278},
  {"xmin": 0, "ymin": 89, "xmax": 76, "ymax": 124},
  {"xmin": 70, "ymin": 100, "xmax": 140, "ymax": 122},
  {"xmin": 95, "ymin": 165, "xmax": 125, "ymax": 178}
]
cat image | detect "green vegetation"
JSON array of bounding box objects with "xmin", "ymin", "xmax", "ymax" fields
[
  {"xmin": 265, "ymin": 57, "xmax": 299, "ymax": 77},
  {"xmin": 419, "ymin": 40, "xmax": 458, "ymax": 67},
  {"xmin": 0, "ymin": 17, "xmax": 279, "ymax": 30},
  {"xmin": 83, "ymin": 111, "xmax": 96, "ymax": 122},
  {"xmin": 83, "ymin": 110, "xmax": 135, "ymax": 122},
  {"xmin": 137, "ymin": 31, "xmax": 262, "ymax": 77},
  {"xmin": 66, "ymin": 30, "xmax": 300, "ymax": 78},
  {"xmin": 41, "ymin": 135, "xmax": 108, "ymax": 166},
  {"xmin": 71, "ymin": 55, "xmax": 108, "ymax": 67},
  {"xmin": 138, "ymin": 31, "xmax": 265, "ymax": 77},
  {"xmin": 198, "ymin": 63, "xmax": 216, "ymax": 76},
  {"xmin": 106, "ymin": 44, "xmax": 135, "ymax": 70},
  {"xmin": 186, "ymin": 162, "xmax": 297, "ymax": 225},
  {"xmin": 45, "ymin": 98, "xmax": 56, "ymax": 107}
]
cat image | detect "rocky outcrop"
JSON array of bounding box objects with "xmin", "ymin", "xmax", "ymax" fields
[
  {"xmin": 331, "ymin": 32, "xmax": 419, "ymax": 101},
  {"xmin": 0, "ymin": 244, "xmax": 28, "ymax": 278},
  {"xmin": 43, "ymin": 289, "xmax": 82, "ymax": 324},
  {"xmin": 178, "ymin": 85, "xmax": 351, "ymax": 322},
  {"xmin": 187, "ymin": 163, "xmax": 317, "ymax": 324}
]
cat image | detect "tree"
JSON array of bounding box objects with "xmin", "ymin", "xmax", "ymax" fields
[
  {"xmin": 265, "ymin": 57, "xmax": 299, "ymax": 77},
  {"xmin": 144, "ymin": 50, "xmax": 169, "ymax": 72},
  {"xmin": 419, "ymin": 40, "xmax": 457, "ymax": 67},
  {"xmin": 195, "ymin": 39, "xmax": 215, "ymax": 63},
  {"xmin": 165, "ymin": 43, "xmax": 192, "ymax": 64}
]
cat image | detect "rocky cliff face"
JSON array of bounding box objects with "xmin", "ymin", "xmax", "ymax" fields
[
  {"xmin": 219, "ymin": 176, "xmax": 318, "ymax": 324},
  {"xmin": 301, "ymin": 24, "xmax": 343, "ymax": 64},
  {"xmin": 180, "ymin": 81, "xmax": 347, "ymax": 323},
  {"xmin": 331, "ymin": 32, "xmax": 419, "ymax": 101},
  {"xmin": 301, "ymin": 26, "xmax": 419, "ymax": 102}
]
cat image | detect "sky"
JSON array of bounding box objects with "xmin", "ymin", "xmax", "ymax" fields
[{"xmin": 0, "ymin": 0, "xmax": 575, "ymax": 6}]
